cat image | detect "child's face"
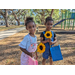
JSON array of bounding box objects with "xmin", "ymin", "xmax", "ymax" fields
[
  {"xmin": 45, "ymin": 21, "xmax": 53, "ymax": 31},
  {"xmin": 26, "ymin": 22, "xmax": 36, "ymax": 34}
]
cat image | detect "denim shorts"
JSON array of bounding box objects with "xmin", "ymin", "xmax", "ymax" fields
[{"xmin": 43, "ymin": 48, "xmax": 52, "ymax": 59}]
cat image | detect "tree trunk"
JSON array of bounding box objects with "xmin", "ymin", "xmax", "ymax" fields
[
  {"xmin": 17, "ymin": 19, "xmax": 20, "ymax": 26},
  {"xmin": 24, "ymin": 15, "xmax": 26, "ymax": 25},
  {"xmin": 50, "ymin": 9, "xmax": 54, "ymax": 17},
  {"xmin": 11, "ymin": 10, "xmax": 20, "ymax": 26},
  {"xmin": 41, "ymin": 19, "xmax": 44, "ymax": 25},
  {"xmin": 5, "ymin": 9, "xmax": 9, "ymax": 27}
]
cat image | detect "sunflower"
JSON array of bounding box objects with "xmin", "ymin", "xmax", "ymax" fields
[
  {"xmin": 44, "ymin": 31, "xmax": 52, "ymax": 38},
  {"xmin": 37, "ymin": 43, "xmax": 46, "ymax": 53}
]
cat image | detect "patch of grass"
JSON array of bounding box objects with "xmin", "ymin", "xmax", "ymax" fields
[
  {"xmin": 72, "ymin": 48, "xmax": 75, "ymax": 49},
  {"xmin": 6, "ymin": 59, "xmax": 9, "ymax": 64},
  {"xmin": 65, "ymin": 47, "xmax": 68, "ymax": 50}
]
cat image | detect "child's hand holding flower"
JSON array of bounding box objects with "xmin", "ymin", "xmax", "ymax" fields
[{"xmin": 49, "ymin": 41, "xmax": 53, "ymax": 45}]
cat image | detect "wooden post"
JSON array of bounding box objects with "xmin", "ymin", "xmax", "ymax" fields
[
  {"xmin": 68, "ymin": 9, "xmax": 70, "ymax": 29},
  {"xmin": 64, "ymin": 11, "xmax": 67, "ymax": 29},
  {"xmin": 72, "ymin": 13, "xmax": 75, "ymax": 30},
  {"xmin": 68, "ymin": 9, "xmax": 69, "ymax": 29},
  {"xmin": 61, "ymin": 12, "xmax": 63, "ymax": 28}
]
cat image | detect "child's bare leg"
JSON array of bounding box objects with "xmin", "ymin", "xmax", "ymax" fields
[
  {"xmin": 50, "ymin": 57, "xmax": 53, "ymax": 65},
  {"xmin": 42, "ymin": 58, "xmax": 46, "ymax": 65}
]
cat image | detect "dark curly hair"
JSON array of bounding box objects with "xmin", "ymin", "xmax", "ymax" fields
[
  {"xmin": 45, "ymin": 17, "xmax": 54, "ymax": 24},
  {"xmin": 25, "ymin": 17, "xmax": 35, "ymax": 27}
]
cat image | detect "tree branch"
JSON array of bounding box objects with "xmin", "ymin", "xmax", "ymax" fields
[
  {"xmin": 50, "ymin": 9, "xmax": 54, "ymax": 17},
  {"xmin": 0, "ymin": 11, "xmax": 5, "ymax": 18}
]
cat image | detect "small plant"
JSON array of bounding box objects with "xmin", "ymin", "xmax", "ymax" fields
[
  {"xmin": 65, "ymin": 47, "xmax": 68, "ymax": 50},
  {"xmin": 6, "ymin": 60, "xmax": 8, "ymax": 63},
  {"xmin": 72, "ymin": 48, "xmax": 75, "ymax": 49}
]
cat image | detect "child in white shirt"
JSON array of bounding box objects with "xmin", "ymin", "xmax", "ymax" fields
[{"xmin": 19, "ymin": 17, "xmax": 37, "ymax": 65}]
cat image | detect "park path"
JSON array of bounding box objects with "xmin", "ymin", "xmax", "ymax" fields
[{"xmin": 0, "ymin": 27, "xmax": 25, "ymax": 40}]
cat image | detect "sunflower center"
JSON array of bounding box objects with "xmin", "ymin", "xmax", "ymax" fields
[
  {"xmin": 47, "ymin": 33, "xmax": 50, "ymax": 36},
  {"xmin": 40, "ymin": 45, "xmax": 43, "ymax": 50}
]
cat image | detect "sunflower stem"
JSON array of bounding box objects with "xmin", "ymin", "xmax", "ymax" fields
[{"xmin": 50, "ymin": 45, "xmax": 51, "ymax": 48}]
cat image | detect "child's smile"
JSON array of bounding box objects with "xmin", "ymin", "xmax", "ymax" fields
[
  {"xmin": 45, "ymin": 21, "xmax": 53, "ymax": 31},
  {"xmin": 26, "ymin": 22, "xmax": 36, "ymax": 35}
]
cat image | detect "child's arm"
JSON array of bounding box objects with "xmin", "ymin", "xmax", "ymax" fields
[
  {"xmin": 20, "ymin": 47, "xmax": 33, "ymax": 57},
  {"xmin": 40, "ymin": 32, "xmax": 49, "ymax": 44},
  {"xmin": 35, "ymin": 51, "xmax": 38, "ymax": 59},
  {"xmin": 40, "ymin": 37, "xmax": 49, "ymax": 44}
]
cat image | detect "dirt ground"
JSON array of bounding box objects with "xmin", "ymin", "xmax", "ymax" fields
[{"xmin": 0, "ymin": 25, "xmax": 75, "ymax": 65}]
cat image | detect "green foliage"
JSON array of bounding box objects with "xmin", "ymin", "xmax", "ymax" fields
[
  {"xmin": 32, "ymin": 9, "xmax": 60, "ymax": 24},
  {"xmin": 0, "ymin": 9, "xmax": 60, "ymax": 25}
]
